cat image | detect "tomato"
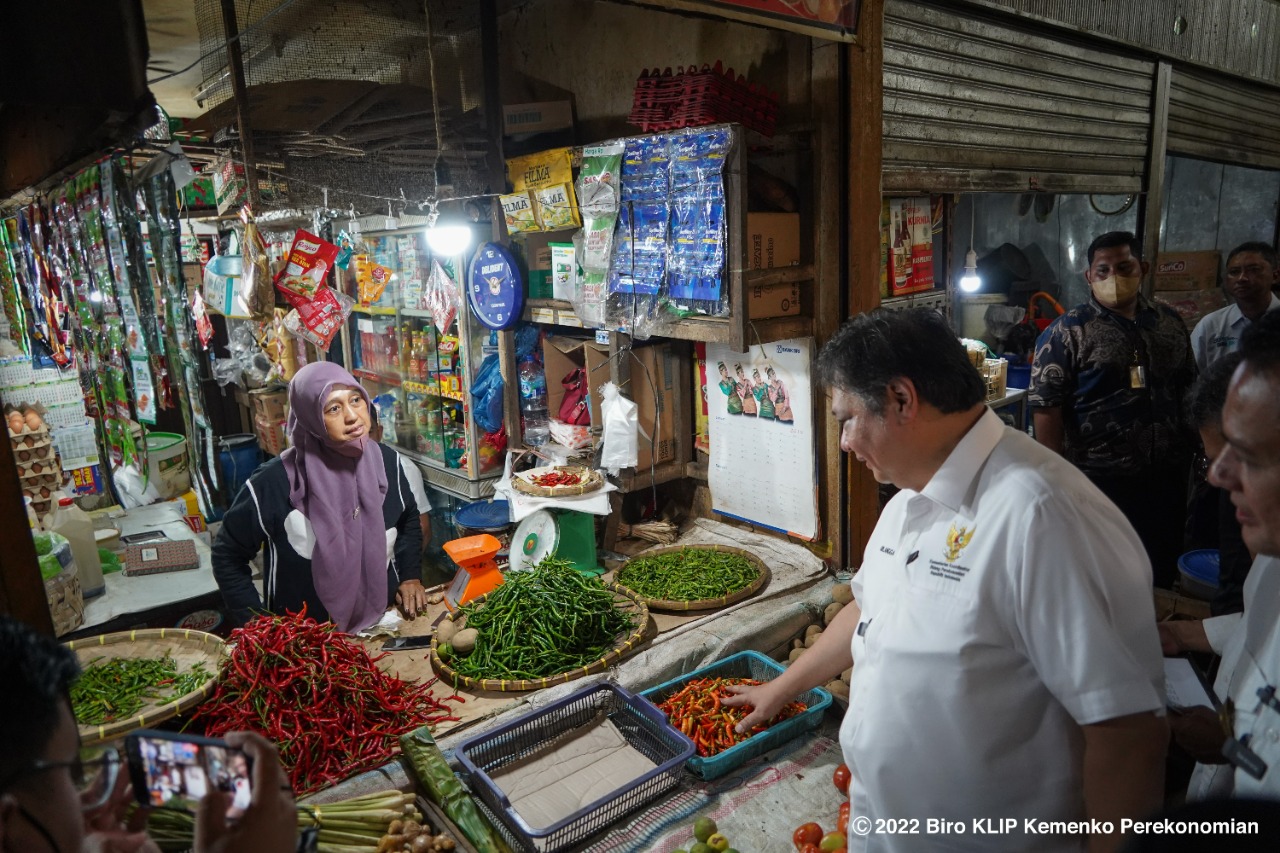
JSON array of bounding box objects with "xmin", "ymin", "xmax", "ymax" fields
[
  {"xmin": 832, "ymin": 763, "xmax": 851, "ymax": 794},
  {"xmin": 798, "ymin": 846, "xmax": 820, "ymax": 853},
  {"xmin": 793, "ymin": 823, "xmax": 824, "ymax": 849},
  {"xmin": 837, "ymin": 801, "xmax": 850, "ymax": 829},
  {"xmin": 819, "ymin": 832, "xmax": 847, "ymax": 852}
]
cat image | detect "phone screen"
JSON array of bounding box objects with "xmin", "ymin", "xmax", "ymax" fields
[{"xmin": 126, "ymin": 732, "xmax": 253, "ymax": 817}]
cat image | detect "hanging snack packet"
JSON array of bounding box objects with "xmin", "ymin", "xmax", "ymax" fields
[
  {"xmin": 500, "ymin": 193, "xmax": 539, "ymax": 234},
  {"xmin": 191, "ymin": 291, "xmax": 215, "ymax": 347},
  {"xmin": 240, "ymin": 207, "xmax": 274, "ymax": 321},
  {"xmin": 423, "ymin": 259, "xmax": 459, "ymax": 336},
  {"xmin": 352, "ymin": 253, "xmax": 395, "ymax": 306},
  {"xmin": 282, "ymin": 288, "xmax": 353, "ymax": 351},
  {"xmin": 275, "ymin": 229, "xmax": 339, "ymax": 301},
  {"xmin": 507, "ymin": 148, "xmax": 580, "ymax": 230}
]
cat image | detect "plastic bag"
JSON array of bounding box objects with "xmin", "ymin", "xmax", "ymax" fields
[
  {"xmin": 423, "ymin": 260, "xmax": 459, "ymax": 336},
  {"xmin": 240, "ymin": 206, "xmax": 274, "ymax": 321},
  {"xmin": 283, "ymin": 289, "xmax": 354, "ymax": 351},
  {"xmin": 599, "ymin": 381, "xmax": 638, "ymax": 476},
  {"xmin": 470, "ymin": 353, "xmax": 504, "ymax": 434}
]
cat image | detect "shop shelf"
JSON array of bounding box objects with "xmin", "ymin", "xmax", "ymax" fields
[
  {"xmin": 639, "ymin": 650, "xmax": 832, "ymax": 780},
  {"xmin": 456, "ymin": 681, "xmax": 694, "ymax": 853}
]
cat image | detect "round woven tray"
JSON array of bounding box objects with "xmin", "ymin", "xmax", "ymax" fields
[
  {"xmin": 66, "ymin": 628, "xmax": 226, "ymax": 746},
  {"xmin": 617, "ymin": 544, "xmax": 770, "ymax": 612},
  {"xmin": 510, "ymin": 465, "xmax": 604, "ymax": 498},
  {"xmin": 429, "ymin": 583, "xmax": 649, "ymax": 692}
]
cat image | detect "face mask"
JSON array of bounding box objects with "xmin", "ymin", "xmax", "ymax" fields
[{"xmin": 1093, "ymin": 274, "xmax": 1141, "ymax": 305}]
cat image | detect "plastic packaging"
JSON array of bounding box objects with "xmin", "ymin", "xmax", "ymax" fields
[
  {"xmin": 50, "ymin": 497, "xmax": 104, "ymax": 598},
  {"xmin": 599, "ymin": 381, "xmax": 638, "ymax": 476},
  {"xmin": 518, "ymin": 356, "xmax": 550, "ymax": 446}
]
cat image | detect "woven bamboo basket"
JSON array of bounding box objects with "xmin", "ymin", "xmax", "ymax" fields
[
  {"xmin": 429, "ymin": 583, "xmax": 650, "ymax": 692},
  {"xmin": 65, "ymin": 628, "xmax": 227, "ymax": 746},
  {"xmin": 509, "ymin": 464, "xmax": 605, "ymax": 498},
  {"xmin": 616, "ymin": 543, "xmax": 770, "ymax": 612}
]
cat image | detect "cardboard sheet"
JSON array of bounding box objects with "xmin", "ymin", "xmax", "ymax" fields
[{"xmin": 490, "ymin": 714, "xmax": 656, "ymax": 830}]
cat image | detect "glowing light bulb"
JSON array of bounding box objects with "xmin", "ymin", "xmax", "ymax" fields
[{"xmin": 959, "ymin": 248, "xmax": 981, "ymax": 293}]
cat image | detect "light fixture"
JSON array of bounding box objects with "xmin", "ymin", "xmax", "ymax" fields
[
  {"xmin": 425, "ymin": 203, "xmax": 471, "ymax": 257},
  {"xmin": 958, "ymin": 196, "xmax": 982, "ymax": 293}
]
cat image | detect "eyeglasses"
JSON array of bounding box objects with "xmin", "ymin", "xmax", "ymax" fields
[{"xmin": 0, "ymin": 749, "xmax": 122, "ymax": 812}]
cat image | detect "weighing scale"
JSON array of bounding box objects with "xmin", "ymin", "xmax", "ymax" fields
[
  {"xmin": 442, "ymin": 534, "xmax": 505, "ymax": 610},
  {"xmin": 510, "ymin": 509, "xmax": 601, "ymax": 576}
]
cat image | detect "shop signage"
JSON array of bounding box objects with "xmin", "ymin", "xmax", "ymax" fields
[{"xmin": 652, "ymin": 0, "xmax": 860, "ymax": 40}]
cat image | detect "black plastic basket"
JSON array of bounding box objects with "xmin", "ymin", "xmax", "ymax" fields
[{"xmin": 455, "ymin": 681, "xmax": 695, "ymax": 852}]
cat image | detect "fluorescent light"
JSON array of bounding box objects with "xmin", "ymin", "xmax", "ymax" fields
[{"xmin": 959, "ymin": 248, "xmax": 981, "ymax": 292}]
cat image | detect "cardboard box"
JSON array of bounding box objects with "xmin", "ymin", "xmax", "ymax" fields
[
  {"xmin": 516, "ymin": 229, "xmax": 575, "ymax": 300},
  {"xmin": 1155, "ymin": 251, "xmax": 1220, "ymax": 292},
  {"xmin": 503, "ymin": 101, "xmax": 574, "ymax": 137},
  {"xmin": 1157, "ymin": 289, "xmax": 1228, "ymax": 328},
  {"xmin": 747, "ymin": 282, "xmax": 801, "ymax": 319},
  {"xmin": 249, "ymin": 389, "xmax": 289, "ymax": 423},
  {"xmin": 542, "ymin": 336, "xmax": 686, "ymax": 471},
  {"xmin": 746, "ymin": 213, "xmax": 800, "ymax": 270}
]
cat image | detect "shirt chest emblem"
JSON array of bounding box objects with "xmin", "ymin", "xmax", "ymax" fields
[{"xmin": 943, "ymin": 522, "xmax": 976, "ymax": 562}]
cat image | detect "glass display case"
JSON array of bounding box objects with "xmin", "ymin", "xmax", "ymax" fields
[{"xmin": 344, "ymin": 225, "xmax": 505, "ymax": 499}]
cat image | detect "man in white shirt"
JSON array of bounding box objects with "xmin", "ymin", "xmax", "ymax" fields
[
  {"xmin": 1190, "ymin": 242, "xmax": 1280, "ymax": 373},
  {"xmin": 726, "ymin": 309, "xmax": 1167, "ymax": 853},
  {"xmin": 1202, "ymin": 311, "xmax": 1280, "ymax": 799}
]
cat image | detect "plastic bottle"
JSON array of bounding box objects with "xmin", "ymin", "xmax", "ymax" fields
[
  {"xmin": 518, "ymin": 356, "xmax": 550, "ymax": 446},
  {"xmin": 51, "ymin": 496, "xmax": 105, "ymax": 598}
]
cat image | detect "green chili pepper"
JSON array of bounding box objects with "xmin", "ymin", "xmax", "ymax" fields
[
  {"xmin": 615, "ymin": 548, "xmax": 758, "ymax": 601},
  {"xmin": 70, "ymin": 656, "xmax": 214, "ymax": 725}
]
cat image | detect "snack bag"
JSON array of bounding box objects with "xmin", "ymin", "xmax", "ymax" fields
[
  {"xmin": 275, "ymin": 229, "xmax": 339, "ymax": 300},
  {"xmin": 500, "ymin": 193, "xmax": 539, "ymax": 234},
  {"xmin": 353, "ymin": 253, "xmax": 395, "ymax": 306},
  {"xmin": 241, "ymin": 206, "xmax": 274, "ymax": 321},
  {"xmin": 507, "ymin": 148, "xmax": 580, "ymax": 231},
  {"xmin": 282, "ymin": 288, "xmax": 353, "ymax": 350}
]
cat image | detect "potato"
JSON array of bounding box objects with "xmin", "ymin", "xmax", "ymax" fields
[
  {"xmin": 804, "ymin": 624, "xmax": 823, "ymax": 640},
  {"xmin": 831, "ymin": 584, "xmax": 854, "ymax": 605},
  {"xmin": 452, "ymin": 628, "xmax": 479, "ymax": 656},
  {"xmin": 840, "ymin": 667, "xmax": 853, "ymax": 684},
  {"xmin": 791, "ymin": 638, "xmax": 805, "ymax": 651},
  {"xmin": 823, "ymin": 601, "xmax": 844, "ymax": 626},
  {"xmin": 826, "ymin": 679, "xmax": 850, "ymax": 699},
  {"xmin": 788, "ymin": 647, "xmax": 805, "ymax": 663},
  {"xmin": 433, "ymin": 837, "xmax": 456, "ymax": 851},
  {"xmin": 435, "ymin": 620, "xmax": 458, "ymax": 646},
  {"xmin": 804, "ymin": 630, "xmax": 822, "ymax": 648}
]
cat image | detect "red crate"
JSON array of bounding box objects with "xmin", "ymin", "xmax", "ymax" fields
[{"xmin": 628, "ymin": 61, "xmax": 778, "ymax": 137}]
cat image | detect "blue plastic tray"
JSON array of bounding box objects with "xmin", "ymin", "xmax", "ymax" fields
[
  {"xmin": 639, "ymin": 650, "xmax": 832, "ymax": 780},
  {"xmin": 455, "ymin": 681, "xmax": 694, "ymax": 853}
]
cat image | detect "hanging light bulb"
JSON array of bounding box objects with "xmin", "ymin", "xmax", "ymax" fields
[
  {"xmin": 425, "ymin": 203, "xmax": 471, "ymax": 257},
  {"xmin": 958, "ymin": 195, "xmax": 982, "ymax": 293}
]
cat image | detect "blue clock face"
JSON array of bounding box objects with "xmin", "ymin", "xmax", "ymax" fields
[{"xmin": 468, "ymin": 242, "xmax": 524, "ymax": 330}]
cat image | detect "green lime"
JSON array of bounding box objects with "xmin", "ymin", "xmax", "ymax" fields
[
  {"xmin": 690, "ymin": 844, "xmax": 713, "ymax": 853},
  {"xmin": 693, "ymin": 816, "xmax": 718, "ymax": 843}
]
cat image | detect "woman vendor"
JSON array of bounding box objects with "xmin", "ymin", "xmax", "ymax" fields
[{"xmin": 212, "ymin": 362, "xmax": 428, "ymax": 632}]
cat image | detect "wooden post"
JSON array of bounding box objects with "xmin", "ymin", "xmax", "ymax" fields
[
  {"xmin": 219, "ymin": 0, "xmax": 260, "ymax": 206},
  {"xmin": 1140, "ymin": 62, "xmax": 1172, "ymax": 296},
  {"xmin": 0, "ymin": 432, "xmax": 53, "ymax": 635},
  {"xmin": 845, "ymin": 0, "xmax": 884, "ymax": 562}
]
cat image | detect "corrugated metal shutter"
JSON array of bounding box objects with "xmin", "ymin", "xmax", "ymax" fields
[
  {"xmin": 1167, "ymin": 66, "xmax": 1280, "ymax": 170},
  {"xmin": 883, "ymin": 0, "xmax": 1156, "ymax": 193}
]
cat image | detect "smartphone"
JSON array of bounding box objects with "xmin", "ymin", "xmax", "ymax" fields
[
  {"xmin": 124, "ymin": 730, "xmax": 253, "ymax": 817},
  {"xmin": 119, "ymin": 530, "xmax": 169, "ymax": 545}
]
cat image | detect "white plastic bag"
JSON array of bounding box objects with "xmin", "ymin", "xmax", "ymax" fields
[{"xmin": 599, "ymin": 382, "xmax": 638, "ymax": 476}]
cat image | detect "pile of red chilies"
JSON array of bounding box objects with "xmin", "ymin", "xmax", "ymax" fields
[
  {"xmin": 658, "ymin": 676, "xmax": 807, "ymax": 758},
  {"xmin": 189, "ymin": 608, "xmax": 462, "ymax": 794}
]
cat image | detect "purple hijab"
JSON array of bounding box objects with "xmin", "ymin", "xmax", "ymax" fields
[{"xmin": 281, "ymin": 362, "xmax": 388, "ymax": 633}]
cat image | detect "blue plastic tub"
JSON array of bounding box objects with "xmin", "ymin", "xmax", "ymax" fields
[
  {"xmin": 217, "ymin": 434, "xmax": 261, "ymax": 500},
  {"xmin": 639, "ymin": 650, "xmax": 833, "ymax": 781},
  {"xmin": 455, "ymin": 681, "xmax": 694, "ymax": 853},
  {"xmin": 1178, "ymin": 549, "xmax": 1220, "ymax": 601}
]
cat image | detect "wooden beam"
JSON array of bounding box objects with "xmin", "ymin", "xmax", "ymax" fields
[
  {"xmin": 220, "ymin": 0, "xmax": 260, "ymax": 206},
  {"xmin": 1140, "ymin": 61, "xmax": 1172, "ymax": 297},
  {"xmin": 0, "ymin": 430, "xmax": 53, "ymax": 635},
  {"xmin": 845, "ymin": 0, "xmax": 884, "ymax": 564}
]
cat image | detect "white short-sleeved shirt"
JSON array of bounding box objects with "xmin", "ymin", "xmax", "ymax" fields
[
  {"xmin": 397, "ymin": 454, "xmax": 431, "ymax": 513},
  {"xmin": 1190, "ymin": 296, "xmax": 1280, "ymax": 372},
  {"xmin": 1223, "ymin": 556, "xmax": 1280, "ymax": 799},
  {"xmin": 841, "ymin": 409, "xmax": 1164, "ymax": 853}
]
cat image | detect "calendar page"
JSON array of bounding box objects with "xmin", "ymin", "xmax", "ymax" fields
[{"xmin": 707, "ymin": 338, "xmax": 819, "ymax": 540}]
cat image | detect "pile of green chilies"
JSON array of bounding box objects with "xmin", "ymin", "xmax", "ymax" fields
[
  {"xmin": 70, "ymin": 656, "xmax": 213, "ymax": 726},
  {"xmin": 450, "ymin": 556, "xmax": 635, "ymax": 681},
  {"xmin": 615, "ymin": 547, "xmax": 758, "ymax": 602}
]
